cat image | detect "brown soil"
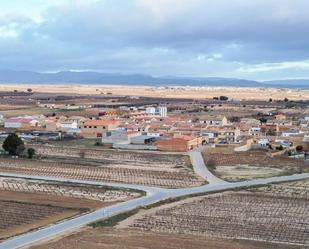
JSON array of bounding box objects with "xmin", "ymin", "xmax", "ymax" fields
[
  {"xmin": 30, "ymin": 227, "xmax": 303, "ymax": 249},
  {"xmin": 0, "ymin": 190, "xmax": 112, "ymax": 210},
  {"xmin": 0, "ymin": 190, "xmax": 120, "ymax": 241}
]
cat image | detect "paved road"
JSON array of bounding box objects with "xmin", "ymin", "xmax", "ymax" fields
[
  {"xmin": 0, "ymin": 151, "xmax": 308, "ymax": 249},
  {"xmin": 189, "ymin": 150, "xmax": 226, "ymax": 184}
]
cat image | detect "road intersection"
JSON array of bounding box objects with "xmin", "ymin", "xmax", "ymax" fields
[{"xmin": 0, "ymin": 151, "xmax": 308, "ymax": 249}]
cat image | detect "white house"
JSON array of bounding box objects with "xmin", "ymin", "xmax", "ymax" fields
[
  {"xmin": 200, "ymin": 116, "xmax": 228, "ymax": 127},
  {"xmin": 58, "ymin": 120, "xmax": 79, "ymax": 130},
  {"xmin": 281, "ymin": 130, "xmax": 303, "ymax": 137},
  {"xmin": 145, "ymin": 107, "xmax": 156, "ymax": 115},
  {"xmin": 258, "ymin": 138, "xmax": 270, "ymax": 147}
]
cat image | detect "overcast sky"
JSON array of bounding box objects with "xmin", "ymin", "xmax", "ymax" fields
[{"xmin": 1, "ymin": 0, "xmax": 309, "ymax": 81}]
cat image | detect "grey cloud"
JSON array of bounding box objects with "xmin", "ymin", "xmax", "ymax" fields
[{"xmin": 1, "ymin": 0, "xmax": 309, "ymax": 80}]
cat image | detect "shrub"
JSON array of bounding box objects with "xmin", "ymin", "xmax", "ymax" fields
[
  {"xmin": 219, "ymin": 96, "xmax": 228, "ymax": 101},
  {"xmin": 27, "ymin": 148, "xmax": 36, "ymax": 159},
  {"xmin": 296, "ymin": 145, "xmax": 303, "ymax": 152},
  {"xmin": 206, "ymin": 159, "xmax": 216, "ymax": 170}
]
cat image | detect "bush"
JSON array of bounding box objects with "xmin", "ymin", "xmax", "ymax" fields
[
  {"xmin": 27, "ymin": 148, "xmax": 36, "ymax": 159},
  {"xmin": 79, "ymin": 150, "xmax": 86, "ymax": 158},
  {"xmin": 206, "ymin": 159, "xmax": 216, "ymax": 170},
  {"xmin": 219, "ymin": 96, "xmax": 228, "ymax": 101},
  {"xmin": 296, "ymin": 145, "xmax": 303, "ymax": 152},
  {"xmin": 2, "ymin": 133, "xmax": 24, "ymax": 156}
]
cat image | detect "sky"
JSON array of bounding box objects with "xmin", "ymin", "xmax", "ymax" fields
[{"xmin": 1, "ymin": 0, "xmax": 309, "ymax": 81}]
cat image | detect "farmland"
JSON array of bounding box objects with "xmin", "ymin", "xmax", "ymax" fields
[
  {"xmin": 0, "ymin": 200, "xmax": 78, "ymax": 241},
  {"xmin": 0, "ymin": 177, "xmax": 140, "ymax": 204},
  {"xmin": 31, "ymin": 180, "xmax": 309, "ymax": 249},
  {"xmin": 121, "ymin": 180, "xmax": 309, "ymax": 246},
  {"xmin": 0, "ymin": 157, "xmax": 203, "ymax": 188},
  {"xmin": 31, "ymin": 227, "xmax": 297, "ymax": 249},
  {"xmin": 30, "ymin": 144, "xmax": 191, "ymax": 169},
  {"xmin": 0, "ymin": 176, "xmax": 141, "ymax": 240}
]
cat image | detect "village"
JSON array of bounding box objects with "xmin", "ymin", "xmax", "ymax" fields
[
  {"xmin": 0, "ymin": 91, "xmax": 308, "ymax": 156},
  {"xmin": 0, "ymin": 89, "xmax": 308, "ymax": 249}
]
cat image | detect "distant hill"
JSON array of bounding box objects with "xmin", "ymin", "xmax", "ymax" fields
[
  {"xmin": 263, "ymin": 79, "xmax": 309, "ymax": 88},
  {"xmin": 0, "ymin": 69, "xmax": 308, "ymax": 89}
]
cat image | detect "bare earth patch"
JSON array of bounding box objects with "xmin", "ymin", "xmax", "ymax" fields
[
  {"xmin": 203, "ymin": 151, "xmax": 307, "ymax": 181},
  {"xmin": 215, "ymin": 165, "xmax": 289, "ymax": 181}
]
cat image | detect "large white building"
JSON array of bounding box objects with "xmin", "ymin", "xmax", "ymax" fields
[
  {"xmin": 145, "ymin": 106, "xmax": 167, "ymax": 117},
  {"xmin": 156, "ymin": 106, "xmax": 167, "ymax": 117}
]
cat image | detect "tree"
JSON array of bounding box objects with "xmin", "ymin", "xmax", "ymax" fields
[
  {"xmin": 2, "ymin": 133, "xmax": 24, "ymax": 156},
  {"xmin": 27, "ymin": 88, "xmax": 32, "ymax": 93},
  {"xmin": 269, "ymin": 98, "xmax": 273, "ymax": 102},
  {"xmin": 259, "ymin": 117, "xmax": 268, "ymax": 124},
  {"xmin": 284, "ymin": 97, "xmax": 289, "ymax": 102},
  {"xmin": 27, "ymin": 148, "xmax": 36, "ymax": 159}
]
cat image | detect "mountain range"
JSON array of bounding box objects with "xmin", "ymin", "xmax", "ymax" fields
[{"xmin": 0, "ymin": 69, "xmax": 308, "ymax": 89}]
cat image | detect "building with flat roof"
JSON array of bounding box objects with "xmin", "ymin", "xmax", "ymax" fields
[{"xmin": 81, "ymin": 119, "xmax": 120, "ymax": 138}]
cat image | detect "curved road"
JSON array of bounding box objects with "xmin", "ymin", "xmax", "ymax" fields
[
  {"xmin": 189, "ymin": 150, "xmax": 226, "ymax": 185},
  {"xmin": 0, "ymin": 151, "xmax": 308, "ymax": 249}
]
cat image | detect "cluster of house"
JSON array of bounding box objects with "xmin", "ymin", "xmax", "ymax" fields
[{"xmin": 0, "ymin": 109, "xmax": 308, "ymax": 152}]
